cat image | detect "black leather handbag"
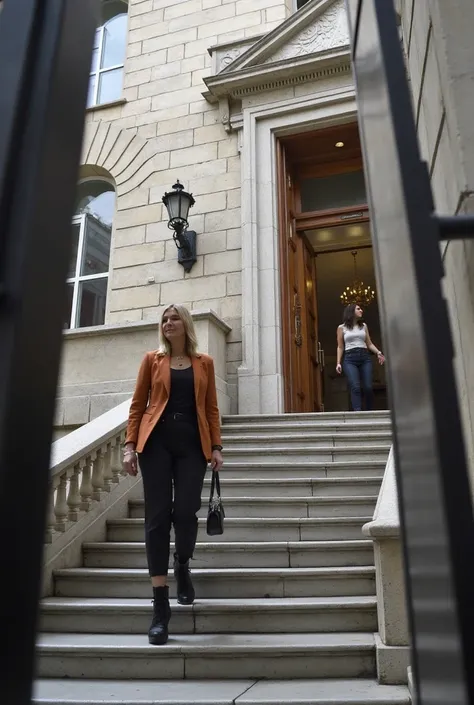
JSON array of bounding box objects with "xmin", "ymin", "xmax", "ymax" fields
[{"xmin": 206, "ymin": 471, "xmax": 225, "ymax": 536}]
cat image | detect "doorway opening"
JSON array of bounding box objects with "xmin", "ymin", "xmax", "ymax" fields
[{"xmin": 277, "ymin": 122, "xmax": 387, "ymax": 413}]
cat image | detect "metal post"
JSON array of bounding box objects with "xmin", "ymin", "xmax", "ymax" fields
[{"xmin": 0, "ymin": 1, "xmax": 97, "ymax": 702}]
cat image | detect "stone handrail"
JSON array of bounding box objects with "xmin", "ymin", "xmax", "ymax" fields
[
  {"xmin": 363, "ymin": 446, "xmax": 411, "ymax": 685},
  {"xmin": 363, "ymin": 446, "xmax": 400, "ymax": 539},
  {"xmin": 47, "ymin": 398, "xmax": 131, "ymax": 543}
]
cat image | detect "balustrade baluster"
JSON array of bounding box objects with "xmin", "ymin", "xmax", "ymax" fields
[
  {"xmin": 45, "ymin": 477, "xmax": 60, "ymax": 543},
  {"xmin": 110, "ymin": 438, "xmax": 122, "ymax": 484},
  {"xmin": 80, "ymin": 457, "xmax": 93, "ymax": 511},
  {"xmin": 67, "ymin": 462, "xmax": 82, "ymax": 521},
  {"xmin": 91, "ymin": 449, "xmax": 105, "ymax": 501},
  {"xmin": 102, "ymin": 443, "xmax": 114, "ymax": 491},
  {"xmin": 55, "ymin": 468, "xmax": 72, "ymax": 532}
]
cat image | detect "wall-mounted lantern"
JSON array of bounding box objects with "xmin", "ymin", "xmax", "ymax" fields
[{"xmin": 162, "ymin": 180, "xmax": 197, "ymax": 273}]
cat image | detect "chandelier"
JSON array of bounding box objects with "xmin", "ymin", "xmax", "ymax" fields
[{"xmin": 340, "ymin": 250, "xmax": 376, "ymax": 307}]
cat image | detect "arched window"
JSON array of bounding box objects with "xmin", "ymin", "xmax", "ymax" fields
[
  {"xmin": 88, "ymin": 0, "xmax": 128, "ymax": 108},
  {"xmin": 65, "ymin": 179, "xmax": 115, "ymax": 328}
]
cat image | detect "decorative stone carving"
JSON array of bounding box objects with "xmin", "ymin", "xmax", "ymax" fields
[
  {"xmin": 219, "ymin": 97, "xmax": 232, "ymax": 133},
  {"xmin": 210, "ymin": 37, "xmax": 262, "ymax": 76},
  {"xmin": 219, "ymin": 47, "xmax": 246, "ymax": 72},
  {"xmin": 264, "ymin": 0, "xmax": 348, "ymax": 64}
]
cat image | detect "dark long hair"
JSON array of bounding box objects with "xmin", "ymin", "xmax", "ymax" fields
[{"xmin": 342, "ymin": 303, "xmax": 363, "ymax": 329}]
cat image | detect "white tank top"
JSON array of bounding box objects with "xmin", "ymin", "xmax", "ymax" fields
[{"xmin": 341, "ymin": 324, "xmax": 367, "ymax": 351}]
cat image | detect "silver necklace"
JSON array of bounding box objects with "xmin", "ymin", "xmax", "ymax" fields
[{"xmin": 174, "ymin": 355, "xmax": 185, "ymax": 368}]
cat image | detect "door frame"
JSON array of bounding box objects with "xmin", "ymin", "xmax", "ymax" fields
[
  {"xmin": 237, "ymin": 87, "xmax": 358, "ymax": 415},
  {"xmin": 277, "ymin": 128, "xmax": 370, "ymax": 413}
]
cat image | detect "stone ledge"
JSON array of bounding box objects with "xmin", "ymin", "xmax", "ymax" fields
[
  {"xmin": 63, "ymin": 308, "xmax": 231, "ymax": 340},
  {"xmin": 85, "ymin": 98, "xmax": 127, "ymax": 114}
]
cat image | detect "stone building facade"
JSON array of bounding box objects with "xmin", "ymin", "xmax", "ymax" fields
[
  {"xmin": 57, "ymin": 0, "xmax": 474, "ymax": 485},
  {"xmin": 58, "ymin": 0, "xmax": 363, "ymax": 434}
]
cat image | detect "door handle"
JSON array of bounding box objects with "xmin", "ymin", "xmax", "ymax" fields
[
  {"xmin": 294, "ymin": 294, "xmax": 302, "ymax": 347},
  {"xmin": 317, "ymin": 342, "xmax": 324, "ymax": 367}
]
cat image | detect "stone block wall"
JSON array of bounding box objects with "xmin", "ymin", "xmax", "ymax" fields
[
  {"xmin": 399, "ymin": 0, "xmax": 474, "ymax": 484},
  {"xmin": 80, "ymin": 0, "xmax": 297, "ymax": 412}
]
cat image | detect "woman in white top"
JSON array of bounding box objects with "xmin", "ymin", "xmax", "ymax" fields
[{"xmin": 336, "ymin": 303, "xmax": 385, "ymax": 411}]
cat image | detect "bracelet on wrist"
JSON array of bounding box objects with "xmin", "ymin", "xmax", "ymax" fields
[{"xmin": 212, "ymin": 445, "xmax": 223, "ymax": 452}]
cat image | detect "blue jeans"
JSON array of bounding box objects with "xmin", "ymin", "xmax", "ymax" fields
[{"xmin": 343, "ymin": 348, "xmax": 373, "ymax": 411}]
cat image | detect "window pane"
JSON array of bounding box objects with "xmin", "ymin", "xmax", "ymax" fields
[
  {"xmin": 80, "ymin": 215, "xmax": 112, "ymax": 276},
  {"xmin": 97, "ymin": 67, "xmax": 123, "ymax": 105},
  {"xmin": 300, "ymin": 170, "xmax": 367, "ymax": 212},
  {"xmin": 78, "ymin": 278, "xmax": 108, "ymax": 328},
  {"xmin": 75, "ymin": 181, "xmax": 115, "ymax": 226},
  {"xmin": 101, "ymin": 14, "xmax": 127, "ymax": 69},
  {"xmin": 69, "ymin": 222, "xmax": 81, "ymax": 278},
  {"xmin": 64, "ymin": 284, "xmax": 74, "ymax": 329}
]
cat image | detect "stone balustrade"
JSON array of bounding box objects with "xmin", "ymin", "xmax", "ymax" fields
[
  {"xmin": 47, "ymin": 399, "xmax": 130, "ymax": 544},
  {"xmin": 363, "ymin": 447, "xmax": 411, "ymax": 685}
]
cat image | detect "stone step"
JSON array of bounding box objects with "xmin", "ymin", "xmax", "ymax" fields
[
  {"xmin": 107, "ymin": 516, "xmax": 371, "ymax": 542},
  {"xmin": 40, "ymin": 596, "xmax": 377, "ymax": 634},
  {"xmin": 33, "ymin": 678, "xmax": 410, "ymax": 705},
  {"xmin": 215, "ymin": 461, "xmax": 386, "ymax": 479},
  {"xmin": 220, "ymin": 445, "xmax": 391, "ymax": 463},
  {"xmin": 201, "ymin": 476, "xmax": 382, "ymax": 497},
  {"xmin": 128, "ymin": 496, "xmax": 377, "ymax": 519},
  {"xmin": 53, "ymin": 566, "xmax": 375, "ymax": 599},
  {"xmin": 222, "ymin": 411, "xmax": 391, "ymax": 425},
  {"xmin": 219, "ymin": 433, "xmax": 392, "ymax": 449},
  {"xmin": 222, "ymin": 421, "xmax": 391, "ymax": 436},
  {"xmin": 83, "ymin": 539, "xmax": 374, "ymax": 569},
  {"xmin": 36, "ymin": 632, "xmax": 376, "ymax": 680}
]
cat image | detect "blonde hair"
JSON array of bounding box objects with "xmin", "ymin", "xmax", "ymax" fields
[{"xmin": 158, "ymin": 304, "xmax": 199, "ymax": 357}]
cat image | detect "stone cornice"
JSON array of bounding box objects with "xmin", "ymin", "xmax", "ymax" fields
[{"xmin": 204, "ymin": 48, "xmax": 350, "ymax": 101}]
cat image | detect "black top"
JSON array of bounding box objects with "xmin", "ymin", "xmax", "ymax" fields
[{"xmin": 165, "ymin": 366, "xmax": 197, "ymax": 417}]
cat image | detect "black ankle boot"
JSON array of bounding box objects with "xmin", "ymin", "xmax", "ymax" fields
[
  {"xmin": 174, "ymin": 555, "xmax": 195, "ymax": 605},
  {"xmin": 148, "ymin": 586, "xmax": 171, "ymax": 645}
]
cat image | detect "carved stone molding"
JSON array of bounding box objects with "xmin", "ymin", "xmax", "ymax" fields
[
  {"xmin": 208, "ymin": 36, "xmax": 263, "ymax": 76},
  {"xmin": 264, "ymin": 0, "xmax": 348, "ymax": 63}
]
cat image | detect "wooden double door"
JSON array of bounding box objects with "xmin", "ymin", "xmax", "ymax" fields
[{"xmin": 277, "ymin": 142, "xmax": 324, "ymax": 413}]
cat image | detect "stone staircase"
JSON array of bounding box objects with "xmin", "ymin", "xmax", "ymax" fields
[{"xmin": 35, "ymin": 411, "xmax": 410, "ymax": 704}]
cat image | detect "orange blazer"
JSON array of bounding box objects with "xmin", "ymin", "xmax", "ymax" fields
[{"xmin": 125, "ymin": 351, "xmax": 222, "ymax": 460}]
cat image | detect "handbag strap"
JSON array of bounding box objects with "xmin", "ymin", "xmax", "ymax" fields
[{"xmin": 209, "ymin": 470, "xmax": 221, "ymax": 501}]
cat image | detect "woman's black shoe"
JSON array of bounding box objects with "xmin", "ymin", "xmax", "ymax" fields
[
  {"xmin": 174, "ymin": 555, "xmax": 195, "ymax": 605},
  {"xmin": 148, "ymin": 585, "xmax": 171, "ymax": 645}
]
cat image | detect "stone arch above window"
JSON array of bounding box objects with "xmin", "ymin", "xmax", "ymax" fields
[{"xmin": 80, "ymin": 122, "xmax": 159, "ymax": 197}]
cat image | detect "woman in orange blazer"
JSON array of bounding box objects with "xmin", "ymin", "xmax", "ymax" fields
[{"xmin": 123, "ymin": 304, "xmax": 223, "ymax": 646}]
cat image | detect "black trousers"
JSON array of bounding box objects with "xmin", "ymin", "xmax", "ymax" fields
[{"xmin": 138, "ymin": 415, "xmax": 208, "ymax": 577}]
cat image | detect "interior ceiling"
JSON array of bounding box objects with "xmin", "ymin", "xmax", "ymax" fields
[
  {"xmin": 281, "ymin": 122, "xmax": 362, "ymax": 168},
  {"xmin": 305, "ymin": 221, "xmax": 371, "ymax": 253}
]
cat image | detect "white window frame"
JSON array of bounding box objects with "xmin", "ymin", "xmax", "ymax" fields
[
  {"xmin": 67, "ymin": 213, "xmax": 110, "ymax": 329},
  {"xmin": 88, "ymin": 4, "xmax": 128, "ymax": 108}
]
